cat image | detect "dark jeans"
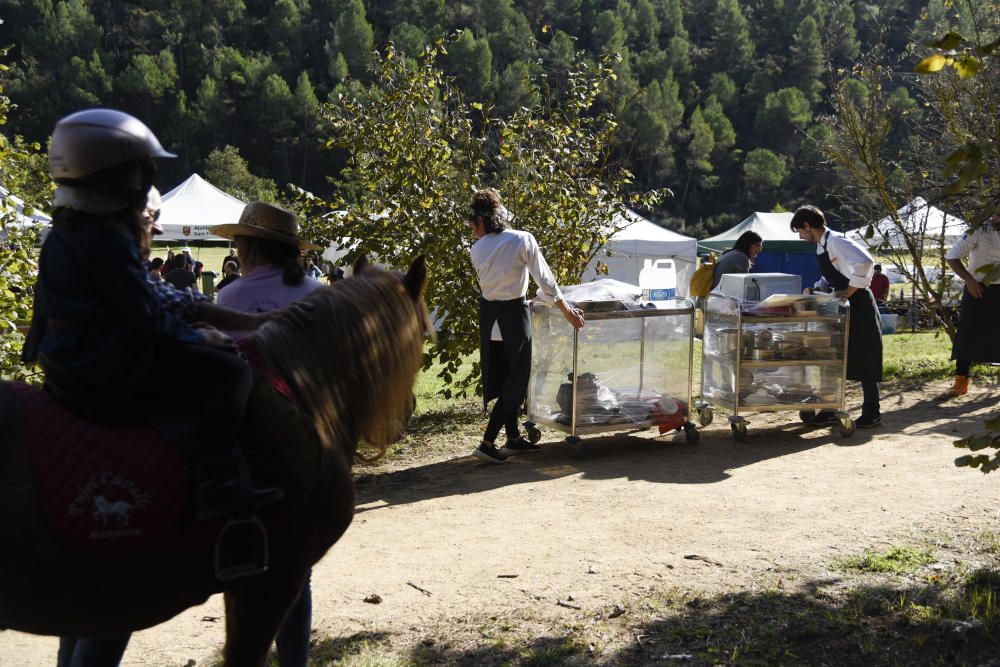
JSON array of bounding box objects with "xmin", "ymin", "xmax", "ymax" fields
[
  {"xmin": 275, "ymin": 573, "xmax": 313, "ymax": 667},
  {"xmin": 956, "ymin": 359, "xmax": 972, "ymax": 376},
  {"xmin": 484, "ymin": 396, "xmax": 520, "ymax": 444},
  {"xmin": 57, "ymin": 635, "xmax": 130, "ymax": 667}
]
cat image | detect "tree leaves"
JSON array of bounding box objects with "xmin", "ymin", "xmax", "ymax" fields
[
  {"xmin": 913, "ymin": 53, "xmax": 947, "ymax": 74},
  {"xmin": 300, "ymin": 42, "xmax": 662, "ymax": 397},
  {"xmin": 929, "ymin": 32, "xmax": 964, "ymax": 51}
]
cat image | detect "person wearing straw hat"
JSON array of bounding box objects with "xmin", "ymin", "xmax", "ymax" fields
[
  {"xmin": 212, "ymin": 201, "xmax": 324, "ymax": 666},
  {"xmin": 213, "ymin": 202, "xmax": 324, "ymax": 327}
]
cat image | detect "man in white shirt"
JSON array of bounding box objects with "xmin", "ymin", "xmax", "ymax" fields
[
  {"xmin": 793, "ymin": 205, "xmax": 883, "ymax": 428},
  {"xmin": 467, "ymin": 189, "xmax": 584, "ymax": 463},
  {"xmin": 942, "ymin": 204, "xmax": 1000, "ymax": 396}
]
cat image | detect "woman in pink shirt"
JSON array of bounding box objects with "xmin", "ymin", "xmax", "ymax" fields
[
  {"xmin": 211, "ymin": 201, "xmax": 323, "ymax": 666},
  {"xmin": 212, "ymin": 202, "xmax": 324, "ymax": 337}
]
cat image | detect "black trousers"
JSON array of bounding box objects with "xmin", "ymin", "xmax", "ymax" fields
[{"xmin": 484, "ymin": 394, "xmax": 520, "ymax": 444}]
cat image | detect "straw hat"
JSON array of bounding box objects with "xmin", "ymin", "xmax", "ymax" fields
[{"xmin": 211, "ymin": 202, "xmax": 320, "ymax": 250}]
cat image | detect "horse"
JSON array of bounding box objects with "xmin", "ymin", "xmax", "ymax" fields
[{"xmin": 0, "ymin": 257, "xmax": 429, "ymax": 666}]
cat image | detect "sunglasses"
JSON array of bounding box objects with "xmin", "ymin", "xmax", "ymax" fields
[{"xmin": 150, "ymin": 209, "xmax": 161, "ymax": 222}]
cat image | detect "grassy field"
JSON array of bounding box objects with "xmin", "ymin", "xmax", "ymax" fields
[{"xmin": 149, "ymin": 243, "xmax": 233, "ymax": 277}]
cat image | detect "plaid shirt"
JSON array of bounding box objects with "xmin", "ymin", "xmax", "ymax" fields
[{"xmin": 146, "ymin": 270, "xmax": 210, "ymax": 321}]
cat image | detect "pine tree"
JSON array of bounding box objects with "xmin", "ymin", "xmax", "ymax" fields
[
  {"xmin": 442, "ymin": 29, "xmax": 493, "ymax": 100},
  {"xmin": 790, "ymin": 15, "xmax": 824, "ymax": 103},
  {"xmin": 828, "ymin": 1, "xmax": 860, "ymax": 66},
  {"xmin": 708, "ymin": 0, "xmax": 755, "ymax": 83},
  {"xmin": 333, "ymin": 0, "xmax": 374, "ymax": 79}
]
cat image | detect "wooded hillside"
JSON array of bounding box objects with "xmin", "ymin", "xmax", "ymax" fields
[{"xmin": 0, "ymin": 0, "xmax": 959, "ymax": 232}]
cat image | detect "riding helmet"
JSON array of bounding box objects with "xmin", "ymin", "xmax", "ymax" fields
[{"xmin": 48, "ymin": 108, "xmax": 176, "ymax": 183}]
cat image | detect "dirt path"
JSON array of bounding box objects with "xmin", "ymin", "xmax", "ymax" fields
[{"xmin": 3, "ymin": 380, "xmax": 999, "ymax": 665}]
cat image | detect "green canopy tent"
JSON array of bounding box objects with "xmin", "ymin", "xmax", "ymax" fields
[{"xmin": 699, "ymin": 211, "xmax": 819, "ymax": 286}]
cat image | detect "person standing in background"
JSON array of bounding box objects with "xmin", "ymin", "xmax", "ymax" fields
[
  {"xmin": 792, "ymin": 204, "xmax": 883, "ymax": 428},
  {"xmin": 216, "ymin": 260, "xmax": 240, "ymax": 291},
  {"xmin": 221, "ymin": 246, "xmax": 240, "ymax": 274},
  {"xmin": 870, "ymin": 264, "xmax": 890, "ymax": 305},
  {"xmin": 466, "ymin": 188, "xmax": 585, "ymax": 463},
  {"xmin": 942, "ymin": 204, "xmax": 1000, "ymax": 397}
]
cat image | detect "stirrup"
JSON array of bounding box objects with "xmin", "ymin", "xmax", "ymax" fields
[{"xmin": 214, "ymin": 515, "xmax": 269, "ymax": 581}]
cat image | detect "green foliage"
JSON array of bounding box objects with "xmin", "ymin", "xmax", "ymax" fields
[
  {"xmin": 303, "ymin": 42, "xmax": 663, "ymax": 397},
  {"xmin": 202, "ymin": 146, "xmax": 278, "ymax": 202},
  {"xmin": 954, "ymin": 416, "xmax": 1000, "ymax": 473},
  {"xmin": 0, "ymin": 44, "xmax": 41, "ymax": 382},
  {"xmin": 333, "ymin": 0, "xmax": 375, "ymax": 79},
  {"xmin": 839, "ymin": 546, "xmax": 936, "ymax": 574},
  {"xmin": 743, "ymin": 148, "xmax": 788, "ymax": 195},
  {"xmin": 825, "ymin": 2, "xmax": 999, "ymax": 346},
  {"xmin": 0, "ymin": 0, "xmax": 970, "ymax": 231}
]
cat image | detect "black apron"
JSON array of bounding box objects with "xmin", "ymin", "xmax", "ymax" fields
[
  {"xmin": 952, "ymin": 284, "xmax": 1000, "ymax": 363},
  {"xmin": 479, "ymin": 297, "xmax": 532, "ymax": 412},
  {"xmin": 817, "ymin": 234, "xmax": 882, "ymax": 382}
]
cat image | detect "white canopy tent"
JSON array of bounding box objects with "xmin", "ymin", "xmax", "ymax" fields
[
  {"xmin": 584, "ymin": 209, "xmax": 697, "ymax": 297},
  {"xmin": 158, "ymin": 174, "xmax": 243, "ymax": 242},
  {"xmin": 846, "ymin": 197, "xmax": 966, "ymax": 250},
  {"xmin": 0, "ymin": 186, "xmax": 52, "ymax": 243}
]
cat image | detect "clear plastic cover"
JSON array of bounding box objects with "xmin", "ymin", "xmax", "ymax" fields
[
  {"xmin": 701, "ymin": 294, "xmax": 850, "ymax": 412},
  {"xmin": 557, "ymin": 278, "xmax": 644, "ymax": 312},
  {"xmin": 528, "ymin": 299, "xmax": 694, "ymax": 432}
]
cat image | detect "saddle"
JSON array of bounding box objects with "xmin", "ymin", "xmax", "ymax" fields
[{"xmin": 4, "ymin": 375, "xmax": 321, "ymax": 562}]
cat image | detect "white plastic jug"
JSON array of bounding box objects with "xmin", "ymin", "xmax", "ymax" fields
[{"xmin": 639, "ymin": 258, "xmax": 677, "ymax": 304}]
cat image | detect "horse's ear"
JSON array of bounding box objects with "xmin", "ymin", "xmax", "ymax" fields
[
  {"xmin": 353, "ymin": 255, "xmax": 370, "ymax": 275},
  {"xmin": 404, "ymin": 255, "xmax": 426, "ymax": 299}
]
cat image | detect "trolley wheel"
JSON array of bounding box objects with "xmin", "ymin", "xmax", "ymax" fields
[
  {"xmin": 699, "ymin": 407, "xmax": 714, "ymax": 427},
  {"xmin": 839, "ymin": 418, "xmax": 856, "ymax": 437},
  {"xmin": 565, "ymin": 436, "xmax": 583, "ymax": 458},
  {"xmin": 683, "ymin": 422, "xmax": 700, "ymax": 445},
  {"xmin": 799, "ymin": 410, "xmax": 816, "ymax": 423},
  {"xmin": 731, "ymin": 422, "xmax": 748, "ymax": 442},
  {"xmin": 523, "ymin": 422, "xmax": 542, "ymax": 444}
]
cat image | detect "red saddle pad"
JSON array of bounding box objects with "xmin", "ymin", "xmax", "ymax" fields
[{"xmin": 12, "ymin": 383, "xmax": 191, "ymax": 556}]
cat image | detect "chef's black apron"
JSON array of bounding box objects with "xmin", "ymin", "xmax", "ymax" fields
[
  {"xmin": 817, "ymin": 234, "xmax": 882, "ymax": 382},
  {"xmin": 479, "ymin": 296, "xmax": 532, "ymax": 412},
  {"xmin": 952, "ymin": 283, "xmax": 1000, "ymax": 363}
]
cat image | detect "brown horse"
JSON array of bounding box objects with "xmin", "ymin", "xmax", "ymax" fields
[{"xmin": 0, "ymin": 257, "xmax": 429, "ymax": 665}]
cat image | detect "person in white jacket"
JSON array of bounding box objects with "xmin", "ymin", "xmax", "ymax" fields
[{"xmin": 793, "ymin": 204, "xmax": 883, "ymax": 428}]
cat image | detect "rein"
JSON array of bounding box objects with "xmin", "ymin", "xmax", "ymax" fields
[{"xmin": 236, "ymin": 338, "xmax": 296, "ymax": 406}]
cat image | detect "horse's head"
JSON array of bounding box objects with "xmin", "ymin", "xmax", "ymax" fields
[{"xmin": 253, "ymin": 256, "xmax": 430, "ymax": 463}]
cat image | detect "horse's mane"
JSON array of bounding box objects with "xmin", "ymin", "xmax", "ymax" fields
[{"xmin": 252, "ymin": 267, "xmax": 428, "ymax": 462}]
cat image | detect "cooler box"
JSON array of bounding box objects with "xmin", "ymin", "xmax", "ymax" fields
[{"xmin": 715, "ymin": 273, "xmax": 802, "ymax": 304}]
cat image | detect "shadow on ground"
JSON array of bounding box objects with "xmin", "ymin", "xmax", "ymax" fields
[{"xmin": 310, "ymin": 571, "xmax": 1000, "ymax": 666}]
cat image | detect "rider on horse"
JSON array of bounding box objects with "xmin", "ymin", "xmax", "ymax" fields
[{"xmin": 22, "ymin": 109, "xmax": 282, "ymax": 522}]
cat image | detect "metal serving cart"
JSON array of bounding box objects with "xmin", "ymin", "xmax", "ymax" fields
[
  {"xmin": 525, "ymin": 297, "xmax": 699, "ymax": 453},
  {"xmin": 697, "ymin": 293, "xmax": 855, "ymax": 441}
]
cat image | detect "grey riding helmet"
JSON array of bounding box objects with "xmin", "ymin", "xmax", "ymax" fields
[{"xmin": 48, "ymin": 108, "xmax": 176, "ymax": 182}]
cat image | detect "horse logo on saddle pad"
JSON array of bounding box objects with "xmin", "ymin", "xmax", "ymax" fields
[{"xmin": 11, "ymin": 382, "xmax": 191, "ymax": 556}]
